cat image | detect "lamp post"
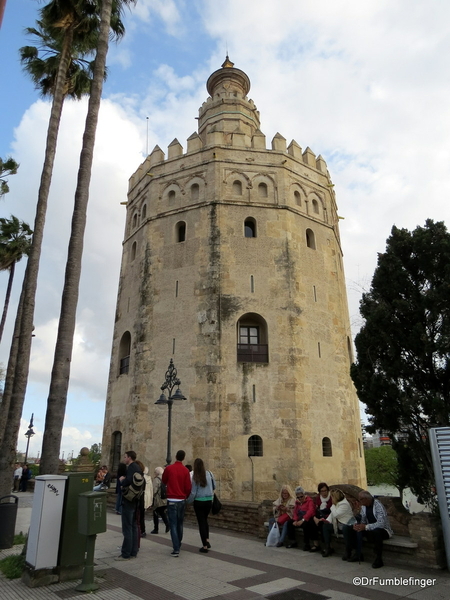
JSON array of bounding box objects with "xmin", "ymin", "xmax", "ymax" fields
[
  {"xmin": 24, "ymin": 413, "xmax": 35, "ymax": 464},
  {"xmin": 155, "ymin": 359, "xmax": 186, "ymax": 465}
]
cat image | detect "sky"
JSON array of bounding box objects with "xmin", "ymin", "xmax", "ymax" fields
[{"xmin": 1, "ymin": 0, "xmax": 449, "ymax": 460}]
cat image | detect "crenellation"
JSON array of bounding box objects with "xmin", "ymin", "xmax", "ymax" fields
[
  {"xmin": 271, "ymin": 132, "xmax": 287, "ymax": 152},
  {"xmin": 302, "ymin": 146, "xmax": 316, "ymax": 167},
  {"xmin": 149, "ymin": 144, "xmax": 165, "ymax": 165},
  {"xmin": 287, "ymin": 140, "xmax": 302, "ymax": 159},
  {"xmin": 187, "ymin": 132, "xmax": 203, "ymax": 153},
  {"xmin": 168, "ymin": 138, "xmax": 183, "ymax": 159},
  {"xmin": 316, "ymin": 154, "xmax": 327, "ymax": 173}
]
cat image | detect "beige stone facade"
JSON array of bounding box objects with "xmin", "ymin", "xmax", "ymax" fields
[{"xmin": 101, "ymin": 58, "xmax": 366, "ymax": 500}]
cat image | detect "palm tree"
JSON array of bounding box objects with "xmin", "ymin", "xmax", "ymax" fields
[
  {"xmin": 0, "ymin": 0, "xmax": 133, "ymax": 496},
  {"xmin": 0, "ymin": 157, "xmax": 19, "ymax": 198},
  {"xmin": 39, "ymin": 0, "xmax": 135, "ymax": 475},
  {"xmin": 0, "ymin": 216, "xmax": 33, "ymax": 344}
]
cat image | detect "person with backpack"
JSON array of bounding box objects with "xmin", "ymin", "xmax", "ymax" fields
[
  {"xmin": 115, "ymin": 450, "xmax": 144, "ymax": 561},
  {"xmin": 151, "ymin": 466, "xmax": 169, "ymax": 534}
]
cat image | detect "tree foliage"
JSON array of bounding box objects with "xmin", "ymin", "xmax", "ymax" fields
[
  {"xmin": 0, "ymin": 157, "xmax": 19, "ymax": 198},
  {"xmin": 364, "ymin": 446, "xmax": 400, "ymax": 490},
  {"xmin": 351, "ymin": 220, "xmax": 450, "ymax": 503}
]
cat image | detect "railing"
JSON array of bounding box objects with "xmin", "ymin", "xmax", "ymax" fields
[{"xmin": 237, "ymin": 344, "xmax": 268, "ymax": 363}]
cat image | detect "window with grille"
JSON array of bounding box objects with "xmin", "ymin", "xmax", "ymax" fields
[{"xmin": 248, "ymin": 435, "xmax": 263, "ymax": 457}]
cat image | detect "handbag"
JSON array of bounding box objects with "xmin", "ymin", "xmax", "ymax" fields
[
  {"xmin": 266, "ymin": 521, "xmax": 281, "ymax": 547},
  {"xmin": 277, "ymin": 512, "xmax": 290, "ymax": 525},
  {"xmin": 212, "ymin": 493, "xmax": 222, "ymax": 515}
]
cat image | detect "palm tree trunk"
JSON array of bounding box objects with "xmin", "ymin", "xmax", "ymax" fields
[
  {"xmin": 40, "ymin": 1, "xmax": 114, "ymax": 475},
  {"xmin": 0, "ymin": 261, "xmax": 15, "ymax": 344},
  {"xmin": 0, "ymin": 29, "xmax": 73, "ymax": 497}
]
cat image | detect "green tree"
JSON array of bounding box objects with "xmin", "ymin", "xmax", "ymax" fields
[
  {"xmin": 88, "ymin": 443, "xmax": 102, "ymax": 465},
  {"xmin": 364, "ymin": 446, "xmax": 402, "ymax": 492},
  {"xmin": 0, "ymin": 157, "xmax": 19, "ymax": 198},
  {"xmin": 351, "ymin": 219, "xmax": 450, "ymax": 504},
  {"xmin": 0, "ymin": 216, "xmax": 33, "ymax": 344},
  {"xmin": 0, "ymin": 0, "xmax": 132, "ymax": 497},
  {"xmin": 39, "ymin": 0, "xmax": 135, "ymax": 475}
]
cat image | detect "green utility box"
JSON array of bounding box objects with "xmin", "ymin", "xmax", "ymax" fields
[
  {"xmin": 78, "ymin": 492, "xmax": 107, "ymax": 536},
  {"xmin": 57, "ymin": 472, "xmax": 94, "ymax": 580}
]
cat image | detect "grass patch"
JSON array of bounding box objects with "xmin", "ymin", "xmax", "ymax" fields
[
  {"xmin": 13, "ymin": 532, "xmax": 26, "ymax": 545},
  {"xmin": 0, "ymin": 554, "xmax": 25, "ymax": 579}
]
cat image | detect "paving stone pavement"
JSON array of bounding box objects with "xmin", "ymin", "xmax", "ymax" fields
[{"xmin": 1, "ymin": 493, "xmax": 449, "ymax": 600}]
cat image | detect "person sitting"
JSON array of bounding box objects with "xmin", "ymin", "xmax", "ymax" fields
[
  {"xmin": 319, "ymin": 489, "xmax": 356, "ymax": 558},
  {"xmin": 287, "ymin": 486, "xmax": 320, "ymax": 551},
  {"xmin": 268, "ymin": 485, "xmax": 296, "ymax": 547},
  {"xmin": 93, "ymin": 466, "xmax": 110, "ymax": 491},
  {"xmin": 353, "ymin": 490, "xmax": 393, "ymax": 568},
  {"xmin": 313, "ymin": 482, "xmax": 332, "ymax": 544}
]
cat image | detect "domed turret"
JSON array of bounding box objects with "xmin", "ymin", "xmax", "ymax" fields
[{"xmin": 198, "ymin": 57, "xmax": 260, "ymax": 146}]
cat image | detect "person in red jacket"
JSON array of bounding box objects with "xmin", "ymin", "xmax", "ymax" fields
[
  {"xmin": 162, "ymin": 449, "xmax": 192, "ymax": 557},
  {"xmin": 286, "ymin": 486, "xmax": 320, "ymax": 551}
]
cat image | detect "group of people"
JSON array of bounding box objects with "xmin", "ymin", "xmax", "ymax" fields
[
  {"xmin": 115, "ymin": 449, "xmax": 216, "ymax": 560},
  {"xmin": 12, "ymin": 463, "xmax": 32, "ymax": 492},
  {"xmin": 270, "ymin": 483, "xmax": 393, "ymax": 569}
]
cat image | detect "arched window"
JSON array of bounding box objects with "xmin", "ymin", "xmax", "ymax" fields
[
  {"xmin": 237, "ymin": 313, "xmax": 268, "ymax": 363},
  {"xmin": 111, "ymin": 431, "xmax": 122, "ymax": 474},
  {"xmin": 322, "ymin": 437, "xmax": 332, "ymax": 457},
  {"xmin": 176, "ymin": 221, "xmax": 186, "ymax": 243},
  {"xmin": 191, "ymin": 183, "xmax": 199, "ymax": 201},
  {"xmin": 244, "ymin": 217, "xmax": 257, "ymax": 238},
  {"xmin": 258, "ymin": 182, "xmax": 268, "ymax": 198},
  {"xmin": 131, "ymin": 241, "xmax": 137, "ymax": 262},
  {"xmin": 294, "ymin": 190, "xmax": 301, "ymax": 206},
  {"xmin": 142, "ymin": 204, "xmax": 147, "ymax": 220},
  {"xmin": 306, "ymin": 228, "xmax": 316, "ymax": 249},
  {"xmin": 168, "ymin": 190, "xmax": 176, "ymax": 202},
  {"xmin": 233, "ymin": 180, "xmax": 242, "ymax": 195},
  {"xmin": 248, "ymin": 435, "xmax": 263, "ymax": 457},
  {"xmin": 312, "ymin": 199, "xmax": 319, "ymax": 214},
  {"xmin": 118, "ymin": 331, "xmax": 131, "ymax": 375},
  {"xmin": 132, "ymin": 213, "xmax": 138, "ymax": 228}
]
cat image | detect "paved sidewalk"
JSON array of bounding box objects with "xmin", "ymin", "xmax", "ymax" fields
[{"xmin": 1, "ymin": 493, "xmax": 449, "ymax": 600}]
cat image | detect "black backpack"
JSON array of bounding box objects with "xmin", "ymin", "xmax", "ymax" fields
[{"xmin": 122, "ymin": 471, "xmax": 145, "ymax": 502}]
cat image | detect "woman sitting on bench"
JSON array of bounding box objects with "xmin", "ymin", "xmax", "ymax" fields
[{"xmin": 269, "ymin": 485, "xmax": 296, "ymax": 547}]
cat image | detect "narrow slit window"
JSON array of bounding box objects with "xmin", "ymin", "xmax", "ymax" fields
[{"xmin": 250, "ymin": 275, "xmax": 254, "ymax": 293}]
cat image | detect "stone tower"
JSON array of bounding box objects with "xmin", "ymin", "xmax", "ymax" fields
[{"xmin": 102, "ymin": 58, "xmax": 366, "ymax": 499}]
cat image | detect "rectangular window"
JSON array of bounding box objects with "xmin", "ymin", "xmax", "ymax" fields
[
  {"xmin": 119, "ymin": 355, "xmax": 130, "ymax": 375},
  {"xmin": 239, "ymin": 326, "xmax": 259, "ymax": 345}
]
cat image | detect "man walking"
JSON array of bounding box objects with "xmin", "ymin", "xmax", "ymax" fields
[
  {"xmin": 116, "ymin": 451, "xmax": 143, "ymax": 561},
  {"xmin": 162, "ymin": 450, "xmax": 191, "ymax": 557}
]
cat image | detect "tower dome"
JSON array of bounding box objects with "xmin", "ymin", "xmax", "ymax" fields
[
  {"xmin": 198, "ymin": 57, "xmax": 260, "ymax": 146},
  {"xmin": 206, "ymin": 55, "xmax": 251, "ymax": 98}
]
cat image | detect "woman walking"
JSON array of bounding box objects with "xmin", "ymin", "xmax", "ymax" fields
[
  {"xmin": 151, "ymin": 467, "xmax": 169, "ymax": 534},
  {"xmin": 187, "ymin": 458, "xmax": 215, "ymax": 553}
]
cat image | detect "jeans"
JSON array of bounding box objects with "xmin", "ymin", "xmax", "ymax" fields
[
  {"xmin": 167, "ymin": 501, "xmax": 185, "ymax": 552},
  {"xmin": 153, "ymin": 505, "xmax": 169, "ymax": 531},
  {"xmin": 193, "ymin": 500, "xmax": 212, "ymax": 546},
  {"xmin": 268, "ymin": 518, "xmax": 290, "ymax": 543},
  {"xmin": 322, "ymin": 521, "xmax": 355, "ymax": 554},
  {"xmin": 115, "ymin": 486, "xmax": 123, "ymax": 514},
  {"xmin": 121, "ymin": 499, "xmax": 139, "ymax": 558}
]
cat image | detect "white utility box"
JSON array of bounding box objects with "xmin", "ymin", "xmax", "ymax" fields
[{"xmin": 26, "ymin": 475, "xmax": 67, "ymax": 570}]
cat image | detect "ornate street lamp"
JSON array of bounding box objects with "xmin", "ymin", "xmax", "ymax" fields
[
  {"xmin": 24, "ymin": 413, "xmax": 35, "ymax": 464},
  {"xmin": 155, "ymin": 359, "xmax": 186, "ymax": 465}
]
